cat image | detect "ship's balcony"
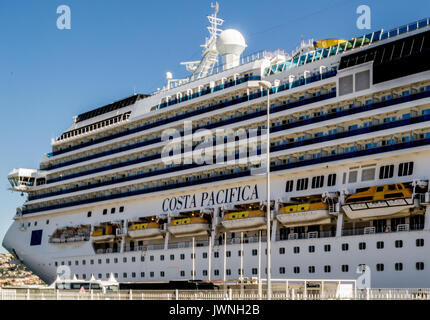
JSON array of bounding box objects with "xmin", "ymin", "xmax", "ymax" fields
[{"xmin": 7, "ymin": 168, "xmax": 46, "ymax": 193}]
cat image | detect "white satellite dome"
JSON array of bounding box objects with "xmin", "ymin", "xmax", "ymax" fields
[
  {"xmin": 216, "ymin": 29, "xmax": 247, "ymax": 55},
  {"xmin": 216, "ymin": 29, "xmax": 247, "ymax": 70}
]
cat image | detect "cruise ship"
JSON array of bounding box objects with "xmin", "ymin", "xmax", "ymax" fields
[{"xmin": 4, "ymin": 4, "xmax": 430, "ymax": 289}]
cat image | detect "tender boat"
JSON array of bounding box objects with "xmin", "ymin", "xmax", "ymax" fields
[
  {"xmin": 342, "ymin": 184, "xmax": 414, "ymax": 219},
  {"xmin": 221, "ymin": 210, "xmax": 266, "ymax": 231},
  {"xmin": 277, "ymin": 200, "xmax": 331, "ymax": 227},
  {"xmin": 168, "ymin": 217, "xmax": 210, "ymax": 237},
  {"xmin": 128, "ymin": 222, "xmax": 164, "ymax": 240}
]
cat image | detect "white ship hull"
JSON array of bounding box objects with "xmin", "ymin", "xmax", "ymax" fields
[{"xmin": 4, "ymin": 10, "xmax": 430, "ymax": 290}]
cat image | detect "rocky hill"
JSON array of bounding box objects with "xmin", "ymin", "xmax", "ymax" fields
[{"xmin": 0, "ymin": 253, "xmax": 45, "ymax": 287}]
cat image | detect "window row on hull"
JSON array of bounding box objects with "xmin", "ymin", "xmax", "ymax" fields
[
  {"xmin": 22, "ymin": 133, "xmax": 430, "ymax": 215},
  {"xmin": 43, "ymin": 80, "xmax": 429, "ymax": 174},
  {"xmin": 42, "ymin": 85, "xmax": 430, "ymax": 188},
  {"xmin": 46, "ymin": 69, "xmax": 337, "ymax": 158},
  {"xmin": 28, "ymin": 111, "xmax": 430, "ymax": 202}
]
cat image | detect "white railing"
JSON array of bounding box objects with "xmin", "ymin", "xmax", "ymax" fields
[
  {"xmin": 364, "ymin": 227, "xmax": 376, "ymax": 234},
  {"xmin": 397, "ymin": 224, "xmax": 410, "ymax": 232},
  {"xmin": 1, "ymin": 288, "xmax": 429, "ymax": 301}
]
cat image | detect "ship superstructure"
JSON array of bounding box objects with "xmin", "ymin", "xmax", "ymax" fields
[{"xmin": 4, "ymin": 4, "xmax": 430, "ymax": 289}]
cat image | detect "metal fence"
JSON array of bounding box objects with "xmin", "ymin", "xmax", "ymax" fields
[{"xmin": 1, "ymin": 288, "xmax": 429, "ymax": 300}]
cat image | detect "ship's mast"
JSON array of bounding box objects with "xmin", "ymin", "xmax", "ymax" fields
[{"xmin": 181, "ymin": 2, "xmax": 224, "ymax": 81}]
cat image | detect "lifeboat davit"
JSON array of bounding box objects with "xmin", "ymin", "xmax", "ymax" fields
[
  {"xmin": 168, "ymin": 217, "xmax": 210, "ymax": 237},
  {"xmin": 276, "ymin": 201, "xmax": 331, "ymax": 227},
  {"xmin": 342, "ymin": 184, "xmax": 414, "ymax": 219},
  {"xmin": 221, "ymin": 210, "xmax": 266, "ymax": 231},
  {"xmin": 128, "ymin": 222, "xmax": 164, "ymax": 240}
]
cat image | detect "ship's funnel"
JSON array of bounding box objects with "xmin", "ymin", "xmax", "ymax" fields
[{"xmin": 216, "ymin": 29, "xmax": 247, "ymax": 70}]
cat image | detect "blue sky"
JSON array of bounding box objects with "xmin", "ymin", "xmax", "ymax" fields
[{"xmin": 0, "ymin": 0, "xmax": 429, "ymax": 252}]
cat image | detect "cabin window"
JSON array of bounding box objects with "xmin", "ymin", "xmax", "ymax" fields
[
  {"xmin": 132, "ymin": 257, "xmax": 136, "ymax": 262},
  {"xmin": 103, "ymin": 209, "xmax": 107, "ymax": 215},
  {"xmin": 203, "ymin": 252, "xmax": 208, "ymax": 259},
  {"xmin": 119, "ymin": 206, "xmax": 125, "ymax": 213},
  {"xmin": 308, "ymin": 266, "xmax": 315, "ymax": 273},
  {"xmin": 111, "ymin": 208, "xmax": 116, "ymax": 214},
  {"xmin": 214, "ymin": 252, "xmax": 219, "ymax": 258},
  {"xmin": 150, "ymin": 255, "xmax": 154, "ymax": 261},
  {"xmin": 150, "ymin": 272, "xmax": 154, "ymax": 278},
  {"xmin": 279, "ymin": 247, "xmax": 285, "ymax": 254},
  {"xmin": 214, "ymin": 269, "xmax": 220, "ymax": 276},
  {"xmin": 416, "ymin": 262, "xmax": 425, "ymax": 270},
  {"xmin": 294, "ymin": 267, "xmax": 300, "ymax": 274},
  {"xmin": 376, "ymin": 264, "xmax": 384, "ymax": 272},
  {"xmin": 141, "ymin": 272, "xmax": 145, "ymax": 278},
  {"xmin": 311, "ymin": 175, "xmax": 324, "ymax": 189},
  {"xmin": 293, "ymin": 247, "xmax": 300, "ymax": 254},
  {"xmin": 342, "ymin": 243, "xmax": 349, "ymax": 251},
  {"xmin": 123, "ymin": 257, "xmax": 127, "ymax": 263},
  {"xmin": 180, "ymin": 271, "xmax": 185, "ymax": 277},
  {"xmin": 416, "ymin": 239, "xmax": 424, "ymax": 247},
  {"xmin": 141, "ymin": 256, "xmax": 145, "ymax": 262},
  {"xmin": 324, "ymin": 244, "xmax": 331, "ymax": 252},
  {"xmin": 180, "ymin": 254, "xmax": 185, "ymax": 260},
  {"xmin": 395, "ymin": 263, "xmax": 403, "ymax": 271},
  {"xmin": 226, "ymin": 251, "xmax": 231, "ymax": 258},
  {"xmin": 226, "ymin": 269, "xmax": 231, "ymax": 276},
  {"xmin": 87, "ymin": 211, "xmax": 92, "ymax": 218},
  {"xmin": 280, "ymin": 267, "xmax": 286, "ymax": 274},
  {"xmin": 160, "ymin": 271, "xmax": 165, "ymax": 277},
  {"xmin": 252, "ymin": 249, "xmax": 258, "ymax": 256},
  {"xmin": 327, "ymin": 174, "xmax": 337, "ymax": 186},
  {"xmin": 324, "ymin": 265, "xmax": 331, "ymax": 273},
  {"xmin": 296, "ymin": 178, "xmax": 309, "ymax": 191},
  {"xmin": 160, "ymin": 255, "xmax": 165, "ymax": 261},
  {"xmin": 359, "ymin": 242, "xmax": 366, "ymax": 250},
  {"xmin": 170, "ymin": 254, "xmax": 175, "ymax": 261},
  {"xmin": 252, "ymin": 268, "xmax": 258, "ymax": 275},
  {"xmin": 379, "ymin": 165, "xmax": 394, "ymax": 179},
  {"xmin": 395, "ymin": 240, "xmax": 403, "ymax": 248},
  {"xmin": 341, "ymin": 265, "xmax": 349, "ymax": 272},
  {"xmin": 203, "ymin": 270, "xmax": 208, "ymax": 276},
  {"xmin": 308, "ymin": 245, "xmax": 315, "ymax": 253},
  {"xmin": 114, "ymin": 258, "xmax": 118, "ymax": 263},
  {"xmin": 376, "ymin": 241, "xmax": 384, "ymax": 249},
  {"xmin": 285, "ymin": 180, "xmax": 294, "ymax": 192},
  {"xmin": 398, "ymin": 162, "xmax": 414, "ymax": 176},
  {"xmin": 106, "ymin": 259, "xmax": 110, "ymax": 264},
  {"xmin": 131, "ymin": 272, "xmax": 136, "ymax": 278}
]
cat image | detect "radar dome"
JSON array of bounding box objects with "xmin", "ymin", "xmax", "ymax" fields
[
  {"xmin": 216, "ymin": 29, "xmax": 247, "ymax": 70},
  {"xmin": 216, "ymin": 29, "xmax": 247, "ymax": 55}
]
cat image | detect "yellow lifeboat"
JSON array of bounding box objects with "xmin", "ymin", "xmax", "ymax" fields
[
  {"xmin": 168, "ymin": 217, "xmax": 210, "ymax": 237},
  {"xmin": 342, "ymin": 183, "xmax": 414, "ymax": 219},
  {"xmin": 221, "ymin": 210, "xmax": 266, "ymax": 231},
  {"xmin": 91, "ymin": 224, "xmax": 117, "ymax": 242},
  {"xmin": 276, "ymin": 200, "xmax": 331, "ymax": 227},
  {"xmin": 128, "ymin": 222, "xmax": 164, "ymax": 240},
  {"xmin": 314, "ymin": 39, "xmax": 348, "ymax": 49}
]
